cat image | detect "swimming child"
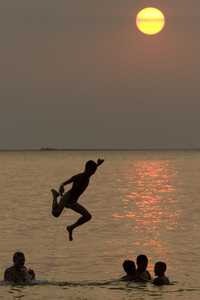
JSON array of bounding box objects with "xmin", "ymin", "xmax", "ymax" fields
[
  {"xmin": 135, "ymin": 254, "xmax": 152, "ymax": 282},
  {"xmin": 4, "ymin": 252, "xmax": 35, "ymax": 284},
  {"xmin": 153, "ymin": 261, "xmax": 170, "ymax": 286},
  {"xmin": 121, "ymin": 260, "xmax": 136, "ymax": 281},
  {"xmin": 51, "ymin": 159, "xmax": 104, "ymax": 241}
]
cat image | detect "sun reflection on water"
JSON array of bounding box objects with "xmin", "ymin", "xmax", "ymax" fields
[{"xmin": 112, "ymin": 159, "xmax": 180, "ymax": 255}]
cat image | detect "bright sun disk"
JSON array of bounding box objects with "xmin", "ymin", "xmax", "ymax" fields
[{"xmin": 136, "ymin": 7, "xmax": 165, "ymax": 35}]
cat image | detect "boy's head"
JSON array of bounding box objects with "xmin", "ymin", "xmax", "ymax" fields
[
  {"xmin": 85, "ymin": 160, "xmax": 97, "ymax": 175},
  {"xmin": 154, "ymin": 261, "xmax": 167, "ymax": 277},
  {"xmin": 136, "ymin": 254, "xmax": 148, "ymax": 272},
  {"xmin": 13, "ymin": 252, "xmax": 25, "ymax": 268},
  {"xmin": 123, "ymin": 260, "xmax": 136, "ymax": 275}
]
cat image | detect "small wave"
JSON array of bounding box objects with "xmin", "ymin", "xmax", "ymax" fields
[
  {"xmin": 0, "ymin": 279, "xmax": 177, "ymax": 289},
  {"xmin": 0, "ymin": 279, "xmax": 138, "ymax": 288}
]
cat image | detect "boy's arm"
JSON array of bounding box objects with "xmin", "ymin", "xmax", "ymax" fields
[
  {"xmin": 27, "ymin": 269, "xmax": 35, "ymax": 280},
  {"xmin": 59, "ymin": 176, "xmax": 75, "ymax": 194},
  {"xmin": 4, "ymin": 269, "xmax": 10, "ymax": 281},
  {"xmin": 147, "ymin": 271, "xmax": 152, "ymax": 280},
  {"xmin": 62, "ymin": 176, "xmax": 75, "ymax": 186},
  {"xmin": 97, "ymin": 159, "xmax": 104, "ymax": 167},
  {"xmin": 4, "ymin": 268, "xmax": 13, "ymax": 282}
]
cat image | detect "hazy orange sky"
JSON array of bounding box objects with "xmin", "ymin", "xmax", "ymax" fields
[{"xmin": 1, "ymin": 0, "xmax": 200, "ymax": 149}]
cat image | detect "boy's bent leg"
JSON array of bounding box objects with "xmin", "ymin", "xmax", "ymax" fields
[
  {"xmin": 66, "ymin": 203, "xmax": 92, "ymax": 241},
  {"xmin": 51, "ymin": 189, "xmax": 65, "ymax": 218}
]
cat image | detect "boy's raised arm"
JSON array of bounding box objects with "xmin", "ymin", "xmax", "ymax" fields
[
  {"xmin": 62, "ymin": 176, "xmax": 75, "ymax": 186},
  {"xmin": 59, "ymin": 176, "xmax": 75, "ymax": 194},
  {"xmin": 97, "ymin": 158, "xmax": 104, "ymax": 167}
]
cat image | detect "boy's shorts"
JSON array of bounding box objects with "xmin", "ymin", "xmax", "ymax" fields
[{"xmin": 63, "ymin": 191, "xmax": 76, "ymax": 208}]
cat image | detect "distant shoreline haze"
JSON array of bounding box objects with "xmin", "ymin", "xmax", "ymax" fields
[{"xmin": 1, "ymin": 148, "xmax": 200, "ymax": 152}]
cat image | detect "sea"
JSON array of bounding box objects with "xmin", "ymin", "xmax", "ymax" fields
[{"xmin": 0, "ymin": 150, "xmax": 200, "ymax": 300}]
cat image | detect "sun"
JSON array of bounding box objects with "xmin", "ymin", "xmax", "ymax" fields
[{"xmin": 136, "ymin": 7, "xmax": 165, "ymax": 35}]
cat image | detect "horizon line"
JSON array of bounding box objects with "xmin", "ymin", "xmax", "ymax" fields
[{"xmin": 0, "ymin": 147, "xmax": 200, "ymax": 152}]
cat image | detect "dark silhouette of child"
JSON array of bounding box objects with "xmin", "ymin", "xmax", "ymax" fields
[
  {"xmin": 51, "ymin": 159, "xmax": 104, "ymax": 241},
  {"xmin": 4, "ymin": 252, "xmax": 35, "ymax": 284},
  {"xmin": 153, "ymin": 261, "xmax": 170, "ymax": 285},
  {"xmin": 121, "ymin": 260, "xmax": 136, "ymax": 281},
  {"xmin": 135, "ymin": 254, "xmax": 152, "ymax": 282}
]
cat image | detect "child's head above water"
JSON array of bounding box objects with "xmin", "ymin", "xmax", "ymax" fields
[
  {"xmin": 85, "ymin": 160, "xmax": 97, "ymax": 175},
  {"xmin": 123, "ymin": 260, "xmax": 136, "ymax": 275},
  {"xmin": 13, "ymin": 251, "xmax": 25, "ymax": 268},
  {"xmin": 136, "ymin": 254, "xmax": 148, "ymax": 272},
  {"xmin": 154, "ymin": 261, "xmax": 167, "ymax": 277}
]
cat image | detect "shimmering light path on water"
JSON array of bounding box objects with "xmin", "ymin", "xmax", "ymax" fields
[{"xmin": 0, "ymin": 150, "xmax": 200, "ymax": 299}]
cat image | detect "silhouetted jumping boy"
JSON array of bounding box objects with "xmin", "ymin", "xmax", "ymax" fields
[{"xmin": 51, "ymin": 159, "xmax": 104, "ymax": 241}]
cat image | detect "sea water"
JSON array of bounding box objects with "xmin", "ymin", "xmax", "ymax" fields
[{"xmin": 0, "ymin": 150, "xmax": 200, "ymax": 300}]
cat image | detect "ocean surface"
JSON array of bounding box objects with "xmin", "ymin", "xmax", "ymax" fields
[{"xmin": 0, "ymin": 150, "xmax": 200, "ymax": 300}]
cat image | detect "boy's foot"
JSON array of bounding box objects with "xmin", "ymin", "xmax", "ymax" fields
[
  {"xmin": 66, "ymin": 226, "xmax": 73, "ymax": 241},
  {"xmin": 51, "ymin": 189, "xmax": 60, "ymax": 211},
  {"xmin": 51, "ymin": 189, "xmax": 59, "ymax": 198}
]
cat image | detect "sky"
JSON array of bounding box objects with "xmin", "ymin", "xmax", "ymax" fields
[{"xmin": 0, "ymin": 0, "xmax": 200, "ymax": 149}]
